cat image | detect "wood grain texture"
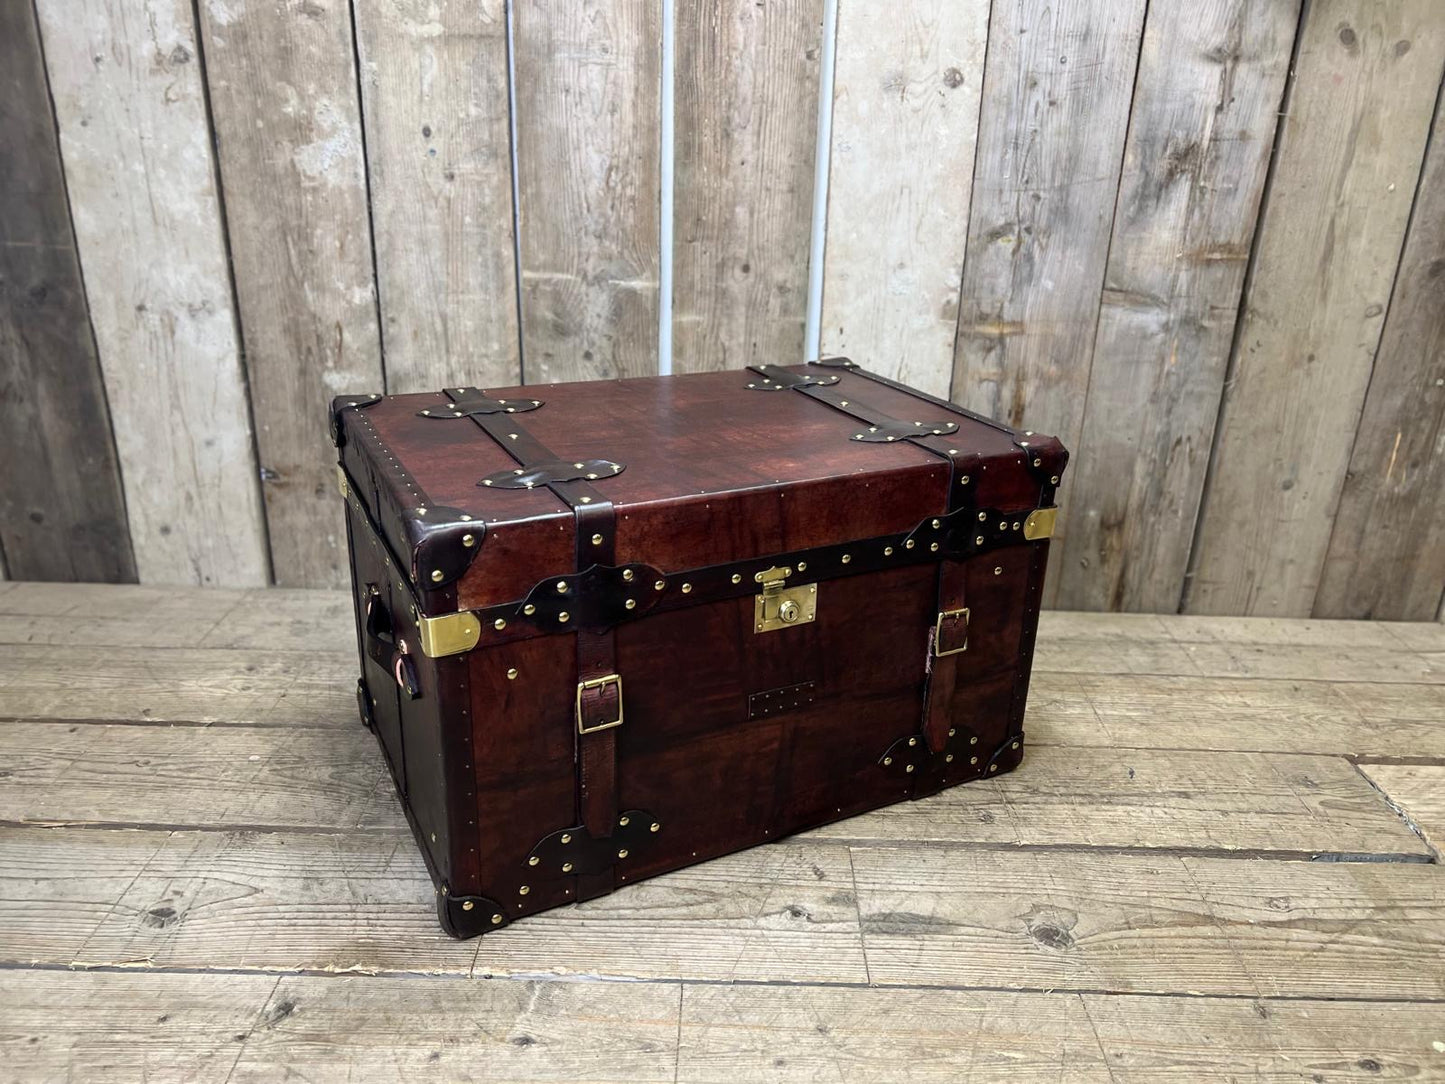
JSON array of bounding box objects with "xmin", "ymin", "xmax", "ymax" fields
[
  {"xmin": 1316, "ymin": 90, "xmax": 1445, "ymax": 620},
  {"xmin": 805, "ymin": 748, "xmax": 1428, "ymax": 857},
  {"xmin": 197, "ymin": 0, "xmax": 384, "ymax": 588},
  {"xmin": 852, "ymin": 847, "xmax": 1445, "ymax": 997},
  {"xmin": 1058, "ymin": 0, "xmax": 1299, "ymax": 613},
  {"xmin": 0, "ymin": 2, "xmax": 135, "ymax": 584},
  {"xmin": 353, "ymin": 0, "xmax": 520, "ymax": 393},
  {"xmin": 35, "ymin": 0, "xmax": 270, "ymax": 587},
  {"xmin": 1187, "ymin": 1, "xmax": 1445, "ymax": 616},
  {"xmin": 672, "ymin": 0, "xmax": 824, "ymax": 372},
  {"xmin": 1358, "ymin": 763, "xmax": 1445, "ymax": 855},
  {"xmin": 514, "ymin": 0, "xmax": 661, "ymax": 383},
  {"xmin": 949, "ymin": 0, "xmax": 1147, "ymax": 606},
  {"xmin": 819, "ymin": 0, "xmax": 990, "ymax": 397}
]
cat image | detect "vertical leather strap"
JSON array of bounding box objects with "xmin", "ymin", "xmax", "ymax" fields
[
  {"xmin": 922, "ymin": 559, "xmax": 969, "ymax": 754},
  {"xmin": 446, "ymin": 391, "xmax": 621, "ymax": 882}
]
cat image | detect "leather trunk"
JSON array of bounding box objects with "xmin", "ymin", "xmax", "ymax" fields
[{"xmin": 332, "ymin": 358, "xmax": 1068, "ymax": 938}]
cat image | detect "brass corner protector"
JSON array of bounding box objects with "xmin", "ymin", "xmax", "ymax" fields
[
  {"xmin": 1023, "ymin": 507, "xmax": 1057, "ymax": 541},
  {"xmin": 417, "ymin": 611, "xmax": 482, "ymax": 658}
]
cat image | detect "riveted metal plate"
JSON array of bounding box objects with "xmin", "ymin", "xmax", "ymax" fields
[{"xmin": 748, "ymin": 681, "xmax": 818, "ymax": 721}]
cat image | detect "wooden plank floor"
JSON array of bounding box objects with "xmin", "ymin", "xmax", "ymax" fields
[{"xmin": 1, "ymin": 583, "xmax": 1443, "ymax": 1081}]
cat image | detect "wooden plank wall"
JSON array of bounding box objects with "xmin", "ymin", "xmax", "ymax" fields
[{"xmin": 7, "ymin": 0, "xmax": 1445, "ymax": 619}]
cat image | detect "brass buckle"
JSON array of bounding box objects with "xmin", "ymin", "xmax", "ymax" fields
[
  {"xmin": 576, "ymin": 673, "xmax": 624, "ymax": 734},
  {"xmin": 933, "ymin": 608, "xmax": 970, "ymax": 657}
]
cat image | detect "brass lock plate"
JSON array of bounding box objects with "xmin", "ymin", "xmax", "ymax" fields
[{"xmin": 754, "ymin": 581, "xmax": 818, "ymax": 633}]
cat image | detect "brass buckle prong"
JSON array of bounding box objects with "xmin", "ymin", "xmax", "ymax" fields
[
  {"xmin": 933, "ymin": 608, "xmax": 970, "ymax": 657},
  {"xmin": 576, "ymin": 673, "xmax": 624, "ymax": 734}
]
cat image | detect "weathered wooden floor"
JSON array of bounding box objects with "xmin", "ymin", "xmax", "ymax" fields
[{"xmin": 1, "ymin": 582, "xmax": 1443, "ymax": 1081}]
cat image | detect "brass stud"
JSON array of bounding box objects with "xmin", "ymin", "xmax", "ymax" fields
[
  {"xmin": 978, "ymin": 512, "xmax": 987, "ymax": 522},
  {"xmin": 905, "ymin": 764, "xmax": 915, "ymax": 773},
  {"xmin": 970, "ymin": 736, "xmax": 978, "ymax": 745},
  {"xmin": 731, "ymin": 573, "xmax": 742, "ymax": 584},
  {"xmin": 620, "ymin": 815, "xmax": 630, "ymax": 826},
  {"xmin": 650, "ymin": 822, "xmax": 660, "ymax": 832},
  {"xmin": 625, "ymin": 598, "xmax": 636, "ymax": 610},
  {"xmin": 507, "ymin": 668, "xmax": 519, "ymax": 680},
  {"xmin": 1050, "ymin": 475, "xmax": 1060, "ymax": 485},
  {"xmin": 994, "ymin": 567, "xmax": 1002, "ymax": 576},
  {"xmin": 655, "ymin": 580, "xmax": 665, "ymax": 591},
  {"xmin": 975, "ymin": 536, "xmax": 984, "ymax": 545},
  {"xmin": 946, "ymin": 754, "xmax": 955, "ymax": 763},
  {"xmin": 462, "ymin": 900, "xmax": 474, "ymax": 911},
  {"xmin": 989, "ymin": 764, "xmax": 998, "ymax": 773},
  {"xmin": 1000, "ymin": 522, "xmax": 1008, "ymax": 531},
  {"xmin": 528, "ymin": 856, "xmax": 539, "ymax": 866},
  {"xmin": 557, "ymin": 581, "xmax": 568, "ymax": 593},
  {"xmin": 681, "ymin": 583, "xmax": 692, "ymax": 593},
  {"xmin": 483, "ymin": 479, "xmax": 494, "ymax": 486},
  {"xmin": 430, "ymin": 569, "xmax": 444, "ymax": 582},
  {"xmin": 1013, "ymin": 522, "xmax": 1021, "ymax": 531},
  {"xmin": 431, "ymin": 833, "xmax": 437, "ymax": 842},
  {"xmin": 587, "ymin": 473, "xmax": 598, "ymax": 480},
  {"xmin": 462, "ymin": 533, "xmax": 476, "ymax": 547},
  {"xmin": 884, "ymin": 546, "xmax": 894, "ymax": 556},
  {"xmin": 558, "ymin": 612, "xmax": 570, "ymax": 622},
  {"xmin": 930, "ymin": 542, "xmax": 939, "ymax": 552},
  {"xmin": 961, "ymin": 475, "xmax": 970, "ymax": 484},
  {"xmin": 1033, "ymin": 458, "xmax": 1042, "ymax": 467},
  {"xmin": 562, "ymin": 862, "xmax": 573, "ymax": 873},
  {"xmin": 905, "ymin": 540, "xmax": 916, "ymax": 550},
  {"xmin": 523, "ymin": 604, "xmax": 536, "ymax": 615},
  {"xmin": 932, "ymin": 519, "xmax": 941, "ymax": 529},
  {"xmin": 908, "ymin": 738, "xmax": 917, "ymax": 747},
  {"xmin": 617, "ymin": 848, "xmax": 629, "ymax": 859},
  {"xmin": 561, "ymin": 833, "xmax": 572, "ymax": 844},
  {"xmin": 592, "ymin": 533, "xmax": 604, "ymax": 545},
  {"xmin": 797, "ymin": 561, "xmax": 807, "ymax": 572},
  {"xmin": 883, "ymin": 756, "xmax": 893, "ymax": 766},
  {"xmin": 574, "ymin": 462, "xmax": 585, "ymax": 469},
  {"xmin": 494, "ymin": 617, "xmax": 507, "ymax": 631},
  {"xmin": 948, "ymin": 728, "xmax": 956, "ymax": 737},
  {"xmin": 1020, "ymin": 440, "xmax": 1030, "ymax": 447},
  {"xmin": 1012, "ymin": 741, "xmax": 1020, "ymax": 750},
  {"xmin": 841, "ymin": 554, "xmax": 851, "ymax": 564},
  {"xmin": 623, "ymin": 569, "xmax": 635, "ymax": 582},
  {"xmin": 491, "ymin": 914, "xmax": 503, "ymax": 925},
  {"xmin": 519, "ymin": 885, "xmax": 530, "ymax": 895},
  {"xmin": 970, "ymin": 756, "xmax": 978, "ymax": 765}
]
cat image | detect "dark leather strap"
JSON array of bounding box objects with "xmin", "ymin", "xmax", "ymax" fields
[
  {"xmin": 922, "ymin": 559, "xmax": 969, "ymax": 754},
  {"xmin": 446, "ymin": 390, "xmax": 621, "ymax": 884}
]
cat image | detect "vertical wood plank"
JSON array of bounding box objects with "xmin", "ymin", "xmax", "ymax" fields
[
  {"xmin": 819, "ymin": 0, "xmax": 990, "ymax": 398},
  {"xmin": 513, "ymin": 0, "xmax": 662, "ymax": 383},
  {"xmin": 198, "ymin": 0, "xmax": 384, "ymax": 589},
  {"xmin": 0, "ymin": 1, "xmax": 136, "ymax": 583},
  {"xmin": 35, "ymin": 0, "xmax": 269, "ymax": 587},
  {"xmin": 673, "ymin": 0, "xmax": 824, "ymax": 373},
  {"xmin": 1187, "ymin": 1, "xmax": 1445, "ymax": 616},
  {"xmin": 949, "ymin": 0, "xmax": 1147, "ymax": 606},
  {"xmin": 1056, "ymin": 0, "xmax": 1300, "ymax": 612},
  {"xmin": 1316, "ymin": 87, "xmax": 1445, "ymax": 620},
  {"xmin": 354, "ymin": 0, "xmax": 520, "ymax": 393}
]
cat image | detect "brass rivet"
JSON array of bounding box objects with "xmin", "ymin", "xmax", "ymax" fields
[
  {"xmin": 731, "ymin": 573, "xmax": 742, "ymax": 584},
  {"xmin": 561, "ymin": 833, "xmax": 572, "ymax": 843},
  {"xmin": 430, "ymin": 570, "xmax": 444, "ymax": 582},
  {"xmin": 930, "ymin": 542, "xmax": 939, "ymax": 552},
  {"xmin": 655, "ymin": 580, "xmax": 665, "ymax": 591},
  {"xmin": 949, "ymin": 728, "xmax": 956, "ymax": 737},
  {"xmin": 557, "ymin": 581, "xmax": 568, "ymax": 593},
  {"xmin": 620, "ymin": 815, "xmax": 630, "ymax": 826},
  {"xmin": 905, "ymin": 764, "xmax": 915, "ymax": 773},
  {"xmin": 417, "ymin": 507, "xmax": 428, "ymax": 515},
  {"xmin": 975, "ymin": 536, "xmax": 984, "ymax": 545},
  {"xmin": 591, "ymin": 533, "xmax": 604, "ymax": 545},
  {"xmin": 623, "ymin": 569, "xmax": 635, "ymax": 582},
  {"xmin": 519, "ymin": 885, "xmax": 530, "ymax": 895},
  {"xmin": 574, "ymin": 462, "xmax": 585, "ymax": 469},
  {"xmin": 884, "ymin": 546, "xmax": 894, "ymax": 556},
  {"xmin": 562, "ymin": 862, "xmax": 573, "ymax": 873},
  {"xmin": 558, "ymin": 612, "xmax": 570, "ymax": 623},
  {"xmin": 528, "ymin": 855, "xmax": 539, "ymax": 866},
  {"xmin": 883, "ymin": 756, "xmax": 893, "ymax": 766},
  {"xmin": 797, "ymin": 561, "xmax": 807, "ymax": 572},
  {"xmin": 507, "ymin": 668, "xmax": 519, "ymax": 680},
  {"xmin": 1013, "ymin": 522, "xmax": 1021, "ymax": 531},
  {"xmin": 946, "ymin": 754, "xmax": 955, "ymax": 763},
  {"xmin": 994, "ymin": 567, "xmax": 1002, "ymax": 576},
  {"xmin": 617, "ymin": 848, "xmax": 629, "ymax": 859},
  {"xmin": 681, "ymin": 583, "xmax": 692, "ymax": 593},
  {"xmin": 462, "ymin": 533, "xmax": 476, "ymax": 547},
  {"xmin": 931, "ymin": 519, "xmax": 941, "ymax": 529},
  {"xmin": 1012, "ymin": 741, "xmax": 1020, "ymax": 750},
  {"xmin": 483, "ymin": 479, "xmax": 494, "ymax": 486},
  {"xmin": 462, "ymin": 900, "xmax": 474, "ymax": 911},
  {"xmin": 431, "ymin": 833, "xmax": 437, "ymax": 842},
  {"xmin": 1050, "ymin": 475, "xmax": 1060, "ymax": 485},
  {"xmin": 491, "ymin": 914, "xmax": 503, "ymax": 925},
  {"xmin": 908, "ymin": 738, "xmax": 917, "ymax": 747},
  {"xmin": 650, "ymin": 822, "xmax": 660, "ymax": 832},
  {"xmin": 587, "ymin": 473, "xmax": 598, "ymax": 480},
  {"xmin": 999, "ymin": 522, "xmax": 1008, "ymax": 531},
  {"xmin": 1020, "ymin": 440, "xmax": 1030, "ymax": 447},
  {"xmin": 961, "ymin": 475, "xmax": 970, "ymax": 484},
  {"xmin": 1033, "ymin": 458, "xmax": 1042, "ymax": 467},
  {"xmin": 494, "ymin": 618, "xmax": 506, "ymax": 631},
  {"xmin": 905, "ymin": 540, "xmax": 916, "ymax": 550},
  {"xmin": 978, "ymin": 512, "xmax": 987, "ymax": 522},
  {"xmin": 625, "ymin": 598, "xmax": 636, "ymax": 610},
  {"xmin": 841, "ymin": 554, "xmax": 851, "ymax": 564},
  {"xmin": 523, "ymin": 604, "xmax": 536, "ymax": 615},
  {"xmin": 970, "ymin": 756, "xmax": 979, "ymax": 765},
  {"xmin": 989, "ymin": 764, "xmax": 998, "ymax": 773}
]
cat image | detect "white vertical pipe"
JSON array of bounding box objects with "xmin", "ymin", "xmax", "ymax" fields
[
  {"xmin": 657, "ymin": 0, "xmax": 676, "ymax": 375},
  {"xmin": 803, "ymin": 0, "xmax": 839, "ymax": 361}
]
